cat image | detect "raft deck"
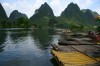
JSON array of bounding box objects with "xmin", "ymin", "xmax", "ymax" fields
[{"xmin": 51, "ymin": 44, "xmax": 100, "ymax": 66}]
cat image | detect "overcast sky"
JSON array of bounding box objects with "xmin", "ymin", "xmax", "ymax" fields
[{"xmin": 0, "ymin": 0, "xmax": 100, "ymax": 18}]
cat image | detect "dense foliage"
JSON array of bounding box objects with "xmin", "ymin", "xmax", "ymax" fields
[
  {"xmin": 0, "ymin": 3, "xmax": 8, "ymax": 20},
  {"xmin": 96, "ymin": 16, "xmax": 100, "ymax": 33},
  {"xmin": 29, "ymin": 2, "xmax": 55, "ymax": 28},
  {"xmin": 0, "ymin": 2, "xmax": 100, "ymax": 29},
  {"xmin": 96, "ymin": 16, "xmax": 100, "ymax": 22},
  {"xmin": 0, "ymin": 17, "xmax": 30, "ymax": 28}
]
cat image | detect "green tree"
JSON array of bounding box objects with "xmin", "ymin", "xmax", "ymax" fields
[
  {"xmin": 96, "ymin": 16, "xmax": 100, "ymax": 34},
  {"xmin": 17, "ymin": 17, "xmax": 30, "ymax": 28}
]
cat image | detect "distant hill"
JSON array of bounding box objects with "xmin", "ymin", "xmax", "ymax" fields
[
  {"xmin": 8, "ymin": 10, "xmax": 29, "ymax": 28},
  {"xmin": 0, "ymin": 3, "xmax": 8, "ymax": 20},
  {"xmin": 81, "ymin": 9, "xmax": 99, "ymax": 18},
  {"xmin": 9, "ymin": 10, "xmax": 28, "ymax": 20},
  {"xmin": 60, "ymin": 2, "xmax": 85, "ymax": 25},
  {"xmin": 61, "ymin": 2, "xmax": 81, "ymax": 17},
  {"xmin": 59, "ymin": 2, "xmax": 99, "ymax": 27},
  {"xmin": 0, "ymin": 2, "xmax": 100, "ymax": 28},
  {"xmin": 29, "ymin": 2, "xmax": 55, "ymax": 27}
]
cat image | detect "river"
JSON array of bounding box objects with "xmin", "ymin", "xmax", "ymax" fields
[{"xmin": 0, "ymin": 28, "xmax": 61, "ymax": 66}]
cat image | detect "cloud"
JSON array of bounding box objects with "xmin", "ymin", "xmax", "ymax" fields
[
  {"xmin": 16, "ymin": 0, "xmax": 48, "ymax": 18},
  {"xmin": 74, "ymin": 0, "xmax": 93, "ymax": 9},
  {"xmin": 1, "ymin": 0, "xmax": 100, "ymax": 18},
  {"xmin": 49, "ymin": 0, "xmax": 96, "ymax": 16},
  {"xmin": 95, "ymin": 9, "xmax": 100, "ymax": 15},
  {"xmin": 50, "ymin": 0, "xmax": 62, "ymax": 16},
  {"xmin": 46, "ymin": 0, "xmax": 100, "ymax": 16},
  {"xmin": 50, "ymin": 0, "xmax": 71, "ymax": 16},
  {"xmin": 15, "ymin": 0, "xmax": 34, "ymax": 18},
  {"xmin": 2, "ymin": 0, "xmax": 48, "ymax": 18},
  {"xmin": 2, "ymin": 3, "xmax": 16, "ymax": 17}
]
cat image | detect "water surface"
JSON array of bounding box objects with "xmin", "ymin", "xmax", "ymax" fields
[{"xmin": 0, "ymin": 28, "xmax": 61, "ymax": 66}]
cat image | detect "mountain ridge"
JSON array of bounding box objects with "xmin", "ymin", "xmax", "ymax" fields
[
  {"xmin": 9, "ymin": 10, "xmax": 28, "ymax": 20},
  {"xmin": 0, "ymin": 2, "xmax": 100, "ymax": 28},
  {"xmin": 29, "ymin": 2, "xmax": 55, "ymax": 27},
  {"xmin": 60, "ymin": 2, "xmax": 99, "ymax": 27},
  {"xmin": 0, "ymin": 3, "xmax": 8, "ymax": 20}
]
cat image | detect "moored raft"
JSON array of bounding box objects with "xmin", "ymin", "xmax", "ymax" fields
[
  {"xmin": 51, "ymin": 31, "xmax": 100, "ymax": 66},
  {"xmin": 58, "ymin": 37, "xmax": 96, "ymax": 45},
  {"xmin": 51, "ymin": 44, "xmax": 100, "ymax": 66},
  {"xmin": 51, "ymin": 50, "xmax": 100, "ymax": 66}
]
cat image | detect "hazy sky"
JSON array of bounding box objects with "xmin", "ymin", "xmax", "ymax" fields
[{"xmin": 0, "ymin": 0, "xmax": 100, "ymax": 18}]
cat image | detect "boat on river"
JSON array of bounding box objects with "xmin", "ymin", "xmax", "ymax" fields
[{"xmin": 51, "ymin": 32, "xmax": 100, "ymax": 66}]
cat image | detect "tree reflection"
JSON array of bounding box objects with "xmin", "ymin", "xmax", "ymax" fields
[
  {"xmin": 48, "ymin": 28, "xmax": 55, "ymax": 35},
  {"xmin": 32, "ymin": 28, "xmax": 53, "ymax": 50},
  {"xmin": 0, "ymin": 30, "xmax": 7, "ymax": 52},
  {"xmin": 10, "ymin": 30, "xmax": 29, "ymax": 43}
]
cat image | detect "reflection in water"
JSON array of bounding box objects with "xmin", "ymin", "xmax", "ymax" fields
[
  {"xmin": 0, "ymin": 31, "xmax": 7, "ymax": 52},
  {"xmin": 10, "ymin": 30, "xmax": 29, "ymax": 41},
  {"xmin": 32, "ymin": 29, "xmax": 53, "ymax": 50},
  {"xmin": 48, "ymin": 29, "xmax": 56, "ymax": 35},
  {"xmin": 0, "ymin": 28, "xmax": 61, "ymax": 66},
  {"xmin": 0, "ymin": 45, "xmax": 4, "ymax": 52}
]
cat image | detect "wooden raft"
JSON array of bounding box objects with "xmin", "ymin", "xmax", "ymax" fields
[
  {"xmin": 51, "ymin": 44, "xmax": 100, "ymax": 66},
  {"xmin": 51, "ymin": 50, "xmax": 99, "ymax": 66}
]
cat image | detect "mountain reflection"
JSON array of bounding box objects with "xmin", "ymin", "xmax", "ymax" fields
[
  {"xmin": 32, "ymin": 29, "xmax": 53, "ymax": 50},
  {"xmin": 0, "ymin": 31, "xmax": 6, "ymax": 52}
]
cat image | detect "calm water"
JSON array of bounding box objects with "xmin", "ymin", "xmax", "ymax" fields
[{"xmin": 0, "ymin": 28, "xmax": 61, "ymax": 66}]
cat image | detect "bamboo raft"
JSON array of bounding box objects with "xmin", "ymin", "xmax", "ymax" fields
[
  {"xmin": 51, "ymin": 44, "xmax": 100, "ymax": 66},
  {"xmin": 51, "ymin": 32, "xmax": 100, "ymax": 66}
]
